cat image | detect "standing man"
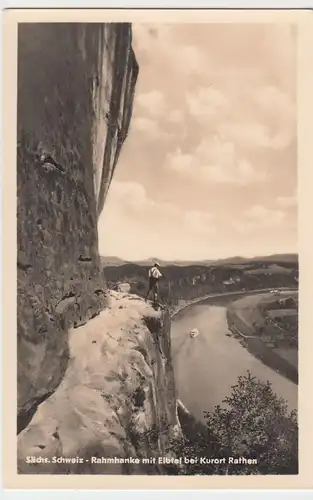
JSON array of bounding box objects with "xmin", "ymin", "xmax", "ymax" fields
[{"xmin": 145, "ymin": 262, "xmax": 162, "ymax": 303}]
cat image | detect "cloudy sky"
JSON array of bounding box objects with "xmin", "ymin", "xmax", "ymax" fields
[{"xmin": 98, "ymin": 22, "xmax": 297, "ymax": 261}]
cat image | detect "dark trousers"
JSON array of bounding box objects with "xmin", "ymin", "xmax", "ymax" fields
[{"xmin": 146, "ymin": 277, "xmax": 159, "ymax": 301}]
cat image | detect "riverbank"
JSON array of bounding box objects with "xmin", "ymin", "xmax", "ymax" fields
[
  {"xmin": 171, "ymin": 287, "xmax": 298, "ymax": 321},
  {"xmin": 226, "ymin": 300, "xmax": 298, "ymax": 385}
]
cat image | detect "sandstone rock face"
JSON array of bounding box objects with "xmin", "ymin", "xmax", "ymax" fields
[
  {"xmin": 17, "ymin": 23, "xmax": 138, "ymax": 429},
  {"xmin": 18, "ymin": 293, "xmax": 180, "ymax": 474}
]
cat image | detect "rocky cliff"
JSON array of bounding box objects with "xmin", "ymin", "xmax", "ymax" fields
[
  {"xmin": 17, "ymin": 23, "xmax": 138, "ymax": 431},
  {"xmin": 17, "ymin": 292, "xmax": 180, "ymax": 474}
]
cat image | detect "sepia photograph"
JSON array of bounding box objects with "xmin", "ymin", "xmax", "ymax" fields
[{"xmin": 9, "ymin": 10, "xmax": 303, "ymax": 484}]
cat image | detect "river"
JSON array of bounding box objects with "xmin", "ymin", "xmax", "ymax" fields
[{"xmin": 171, "ymin": 300, "xmax": 298, "ymax": 423}]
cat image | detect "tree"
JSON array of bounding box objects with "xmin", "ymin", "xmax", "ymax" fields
[
  {"xmin": 166, "ymin": 406, "xmax": 219, "ymax": 476},
  {"xmin": 170, "ymin": 372, "xmax": 298, "ymax": 476},
  {"xmin": 204, "ymin": 371, "xmax": 298, "ymax": 475}
]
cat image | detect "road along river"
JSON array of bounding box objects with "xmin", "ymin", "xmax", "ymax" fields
[{"xmin": 171, "ymin": 293, "xmax": 298, "ymax": 424}]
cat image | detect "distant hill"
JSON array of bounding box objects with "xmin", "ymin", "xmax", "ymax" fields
[
  {"xmin": 100, "ymin": 254, "xmax": 298, "ymax": 268},
  {"xmin": 100, "ymin": 256, "xmax": 129, "ymax": 267},
  {"xmin": 102, "ymin": 255, "xmax": 298, "ymax": 306},
  {"xmin": 249, "ymin": 254, "xmax": 298, "ymax": 263}
]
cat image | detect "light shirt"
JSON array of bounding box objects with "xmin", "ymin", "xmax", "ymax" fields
[{"xmin": 149, "ymin": 266, "xmax": 162, "ymax": 279}]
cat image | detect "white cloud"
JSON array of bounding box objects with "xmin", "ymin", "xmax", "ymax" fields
[
  {"xmin": 100, "ymin": 181, "xmax": 216, "ymax": 253},
  {"xmin": 132, "ymin": 24, "xmax": 296, "ymax": 152},
  {"xmin": 167, "ymin": 109, "xmax": 184, "ymax": 124},
  {"xmin": 165, "ymin": 138, "xmax": 269, "ymax": 185},
  {"xmin": 104, "ymin": 180, "xmax": 179, "ymax": 217},
  {"xmin": 234, "ymin": 205, "xmax": 286, "ymax": 233},
  {"xmin": 105, "ymin": 182, "xmax": 216, "ymax": 232},
  {"xmin": 277, "ymin": 192, "xmax": 297, "ymax": 208},
  {"xmin": 247, "ymin": 205, "xmax": 286, "ymax": 225},
  {"xmin": 195, "ymin": 136, "xmax": 234, "ymax": 165},
  {"xmin": 252, "ymin": 85, "xmax": 296, "ymax": 150},
  {"xmin": 106, "ymin": 181, "xmax": 146, "ymax": 211},
  {"xmin": 105, "ymin": 24, "xmax": 296, "ymax": 260},
  {"xmin": 218, "ymin": 121, "xmax": 272, "ymax": 149},
  {"xmin": 131, "ymin": 116, "xmax": 169, "ymax": 141},
  {"xmin": 200, "ymin": 161, "xmax": 267, "ymax": 185},
  {"xmin": 177, "ymin": 45, "xmax": 208, "ymax": 76},
  {"xmin": 133, "ymin": 24, "xmax": 208, "ymax": 78},
  {"xmin": 165, "ymin": 148, "xmax": 193, "ymax": 173},
  {"xmin": 254, "ymin": 85, "xmax": 295, "ymax": 118},
  {"xmin": 136, "ymin": 90, "xmax": 166, "ymax": 116},
  {"xmin": 184, "ymin": 210, "xmax": 215, "ymax": 235},
  {"xmin": 186, "ymin": 86, "xmax": 229, "ymax": 124}
]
